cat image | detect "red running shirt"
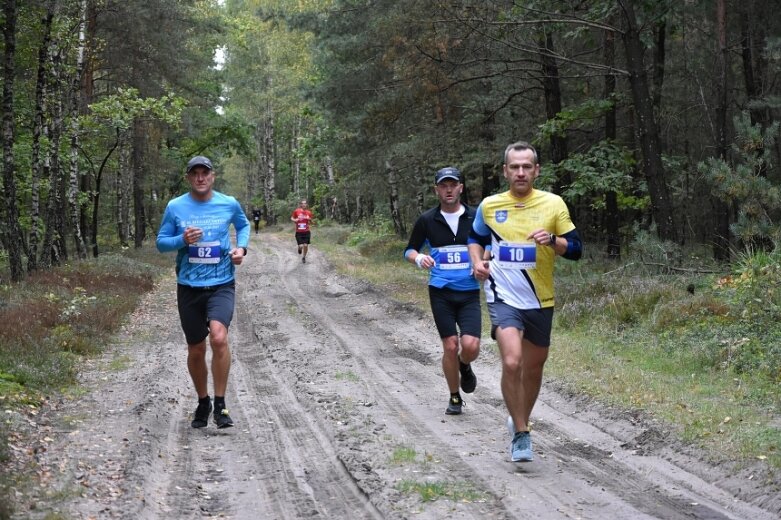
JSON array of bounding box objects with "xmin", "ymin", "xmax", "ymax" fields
[{"xmin": 292, "ymin": 208, "xmax": 314, "ymax": 233}]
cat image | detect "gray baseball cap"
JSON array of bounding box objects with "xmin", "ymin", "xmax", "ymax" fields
[{"xmin": 186, "ymin": 156, "xmax": 213, "ymax": 173}]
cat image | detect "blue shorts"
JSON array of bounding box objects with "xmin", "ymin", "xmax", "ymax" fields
[
  {"xmin": 487, "ymin": 301, "xmax": 553, "ymax": 347},
  {"xmin": 176, "ymin": 282, "xmax": 236, "ymax": 345},
  {"xmin": 428, "ymin": 286, "xmax": 482, "ymax": 339}
]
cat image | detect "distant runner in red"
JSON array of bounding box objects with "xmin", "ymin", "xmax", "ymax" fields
[{"xmin": 291, "ymin": 199, "xmax": 314, "ymax": 263}]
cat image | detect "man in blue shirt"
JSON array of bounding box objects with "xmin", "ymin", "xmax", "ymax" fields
[
  {"xmin": 404, "ymin": 167, "xmax": 481, "ymax": 415},
  {"xmin": 156, "ymin": 156, "xmax": 250, "ymax": 429}
]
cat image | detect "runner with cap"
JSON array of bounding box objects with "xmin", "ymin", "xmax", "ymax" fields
[
  {"xmin": 156, "ymin": 155, "xmax": 251, "ymax": 429},
  {"xmin": 404, "ymin": 167, "xmax": 481, "ymax": 415}
]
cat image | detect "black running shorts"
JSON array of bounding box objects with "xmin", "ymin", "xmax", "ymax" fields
[
  {"xmin": 428, "ymin": 286, "xmax": 482, "ymax": 339},
  {"xmin": 176, "ymin": 282, "xmax": 236, "ymax": 345},
  {"xmin": 487, "ymin": 301, "xmax": 553, "ymax": 347},
  {"xmin": 295, "ymin": 231, "xmax": 311, "ymax": 245}
]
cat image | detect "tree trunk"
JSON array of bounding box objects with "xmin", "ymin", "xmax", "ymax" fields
[
  {"xmin": 386, "ymin": 160, "xmax": 405, "ymax": 236},
  {"xmin": 41, "ymin": 45, "xmax": 66, "ymax": 268},
  {"xmin": 539, "ymin": 31, "xmax": 569, "ymax": 193},
  {"xmin": 92, "ymin": 128, "xmax": 119, "ymax": 257},
  {"xmin": 28, "ymin": 0, "xmax": 56, "ymax": 272},
  {"xmin": 263, "ymin": 111, "xmax": 277, "ymax": 225},
  {"xmin": 67, "ymin": 0, "xmax": 88, "ymax": 259},
  {"xmin": 116, "ymin": 130, "xmax": 131, "ymax": 247},
  {"xmin": 132, "ymin": 120, "xmax": 146, "ymax": 248},
  {"xmin": 604, "ymin": 26, "xmax": 621, "ymax": 260},
  {"xmin": 652, "ymin": 21, "xmax": 666, "ymax": 114},
  {"xmin": 739, "ymin": 2, "xmax": 768, "ymax": 130},
  {"xmin": 619, "ymin": 0, "xmax": 677, "ymax": 242},
  {"xmin": 292, "ymin": 116, "xmax": 301, "ymax": 197},
  {"xmin": 1, "ymin": 0, "xmax": 24, "ymax": 280},
  {"xmin": 712, "ymin": 0, "xmax": 731, "ymax": 261}
]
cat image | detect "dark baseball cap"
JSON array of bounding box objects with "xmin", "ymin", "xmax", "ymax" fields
[
  {"xmin": 435, "ymin": 166, "xmax": 461, "ymax": 184},
  {"xmin": 186, "ymin": 155, "xmax": 213, "ymax": 173}
]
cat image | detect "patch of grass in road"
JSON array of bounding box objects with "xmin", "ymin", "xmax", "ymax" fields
[
  {"xmin": 107, "ymin": 354, "xmax": 133, "ymax": 372},
  {"xmin": 389, "ymin": 445, "xmax": 417, "ymax": 465},
  {"xmin": 396, "ymin": 479, "xmax": 487, "ymax": 503},
  {"xmin": 334, "ymin": 370, "xmax": 359, "ymax": 382}
]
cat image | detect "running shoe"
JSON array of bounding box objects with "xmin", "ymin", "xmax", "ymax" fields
[
  {"xmin": 213, "ymin": 403, "xmax": 234, "ymax": 429},
  {"xmin": 459, "ymin": 361, "xmax": 477, "ymax": 394},
  {"xmin": 302, "ymin": 257, "xmax": 306, "ymax": 263},
  {"xmin": 510, "ymin": 431, "xmax": 533, "ymax": 462},
  {"xmin": 191, "ymin": 399, "xmax": 212, "ymax": 429},
  {"xmin": 445, "ymin": 395, "xmax": 463, "ymax": 415}
]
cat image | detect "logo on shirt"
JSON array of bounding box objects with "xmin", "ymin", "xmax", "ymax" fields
[{"xmin": 495, "ymin": 210, "xmax": 508, "ymax": 223}]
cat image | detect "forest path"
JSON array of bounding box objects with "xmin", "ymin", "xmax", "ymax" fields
[{"xmin": 21, "ymin": 231, "xmax": 778, "ymax": 519}]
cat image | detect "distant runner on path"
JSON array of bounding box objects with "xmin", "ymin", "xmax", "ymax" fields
[
  {"xmin": 252, "ymin": 208, "xmax": 262, "ymax": 234},
  {"xmin": 469, "ymin": 141, "xmax": 582, "ymax": 462},
  {"xmin": 291, "ymin": 199, "xmax": 315, "ymax": 263},
  {"xmin": 156, "ymin": 155, "xmax": 250, "ymax": 430},
  {"xmin": 404, "ymin": 166, "xmax": 481, "ymax": 416}
]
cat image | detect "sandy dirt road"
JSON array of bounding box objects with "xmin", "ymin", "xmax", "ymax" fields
[{"xmin": 19, "ymin": 232, "xmax": 779, "ymax": 519}]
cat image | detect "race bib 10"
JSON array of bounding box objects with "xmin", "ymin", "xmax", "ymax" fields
[{"xmin": 496, "ymin": 241, "xmax": 536, "ymax": 269}]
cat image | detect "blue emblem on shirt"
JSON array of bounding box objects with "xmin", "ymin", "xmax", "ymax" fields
[{"xmin": 495, "ymin": 210, "xmax": 508, "ymax": 223}]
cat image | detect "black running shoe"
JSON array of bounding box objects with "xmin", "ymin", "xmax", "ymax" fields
[
  {"xmin": 459, "ymin": 362, "xmax": 477, "ymax": 394},
  {"xmin": 213, "ymin": 403, "xmax": 234, "ymax": 429},
  {"xmin": 191, "ymin": 399, "xmax": 212, "ymax": 428},
  {"xmin": 445, "ymin": 395, "xmax": 463, "ymax": 415},
  {"xmin": 302, "ymin": 257, "xmax": 306, "ymax": 263}
]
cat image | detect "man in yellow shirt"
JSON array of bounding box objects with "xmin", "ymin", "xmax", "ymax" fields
[{"xmin": 468, "ymin": 141, "xmax": 582, "ymax": 462}]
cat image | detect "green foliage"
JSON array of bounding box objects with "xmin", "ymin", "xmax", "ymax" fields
[
  {"xmin": 699, "ymin": 112, "xmax": 781, "ymax": 245},
  {"xmin": 545, "ymin": 140, "xmax": 643, "ymax": 210}
]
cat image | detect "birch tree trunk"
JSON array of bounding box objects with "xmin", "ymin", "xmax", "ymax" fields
[
  {"xmin": 28, "ymin": 0, "xmax": 55, "ymax": 272},
  {"xmin": 116, "ymin": 130, "xmax": 131, "ymax": 247},
  {"xmin": 68, "ymin": 0, "xmax": 88, "ymax": 259},
  {"xmin": 1, "ymin": 0, "xmax": 25, "ymax": 280},
  {"xmin": 41, "ymin": 45, "xmax": 67, "ymax": 268},
  {"xmin": 263, "ymin": 109, "xmax": 277, "ymax": 225},
  {"xmin": 254, "ymin": 124, "xmax": 267, "ymax": 222},
  {"xmin": 293, "ymin": 117, "xmax": 301, "ymax": 197},
  {"xmin": 132, "ymin": 120, "xmax": 146, "ymax": 248}
]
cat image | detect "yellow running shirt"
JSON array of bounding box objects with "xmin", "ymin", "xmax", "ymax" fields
[{"xmin": 471, "ymin": 189, "xmax": 575, "ymax": 309}]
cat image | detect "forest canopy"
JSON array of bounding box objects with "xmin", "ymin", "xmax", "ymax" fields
[{"xmin": 1, "ymin": 0, "xmax": 780, "ymax": 281}]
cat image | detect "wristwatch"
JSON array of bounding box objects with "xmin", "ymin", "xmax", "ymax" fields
[
  {"xmin": 548, "ymin": 233, "xmax": 557, "ymax": 247},
  {"xmin": 240, "ymin": 247, "xmax": 248, "ymax": 256}
]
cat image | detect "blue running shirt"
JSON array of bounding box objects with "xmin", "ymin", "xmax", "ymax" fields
[{"xmin": 156, "ymin": 191, "xmax": 250, "ymax": 287}]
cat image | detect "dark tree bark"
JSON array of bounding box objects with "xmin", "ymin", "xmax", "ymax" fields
[
  {"xmin": 712, "ymin": 0, "xmax": 731, "ymax": 261},
  {"xmin": 386, "ymin": 160, "xmax": 405, "ymax": 237},
  {"xmin": 1, "ymin": 0, "xmax": 25, "ymax": 281},
  {"xmin": 739, "ymin": 1, "xmax": 769, "ymax": 130},
  {"xmin": 651, "ymin": 21, "xmax": 666, "ymax": 114},
  {"xmin": 539, "ymin": 31, "xmax": 569, "ymax": 193},
  {"xmin": 619, "ymin": 0, "xmax": 677, "ymax": 242},
  {"xmin": 604, "ymin": 26, "xmax": 621, "ymax": 260}
]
